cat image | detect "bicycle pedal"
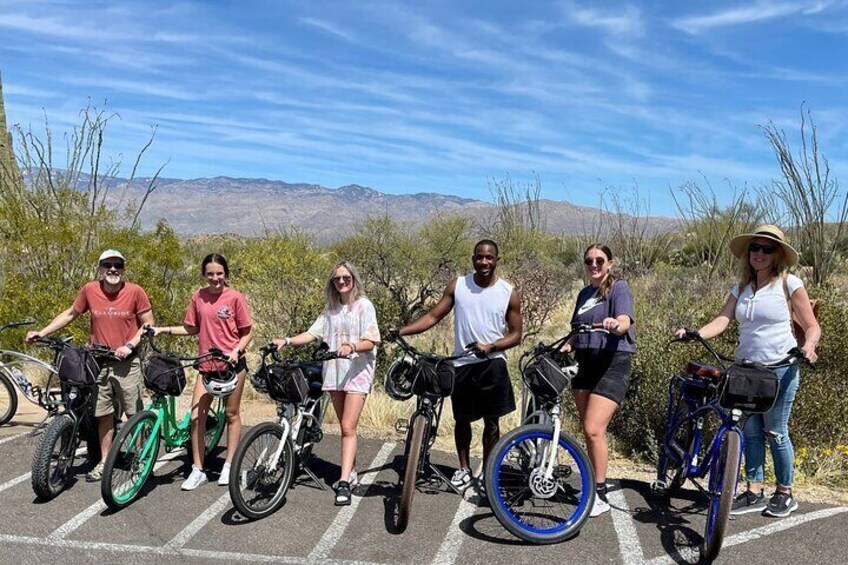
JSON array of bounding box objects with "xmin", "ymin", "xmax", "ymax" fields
[{"xmin": 395, "ymin": 418, "xmax": 409, "ymax": 433}]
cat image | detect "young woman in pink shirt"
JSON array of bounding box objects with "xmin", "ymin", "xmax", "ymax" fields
[{"xmin": 153, "ymin": 253, "xmax": 253, "ymax": 491}]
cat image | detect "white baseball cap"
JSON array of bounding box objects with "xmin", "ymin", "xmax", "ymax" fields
[{"xmin": 98, "ymin": 249, "xmax": 126, "ymax": 263}]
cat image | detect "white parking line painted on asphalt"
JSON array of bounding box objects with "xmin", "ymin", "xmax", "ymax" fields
[
  {"xmin": 608, "ymin": 480, "xmax": 646, "ymax": 565},
  {"xmin": 47, "ymin": 447, "xmax": 187, "ymax": 541},
  {"xmin": 644, "ymin": 506, "xmax": 848, "ymax": 565},
  {"xmin": 165, "ymin": 492, "xmax": 231, "ymax": 549},
  {"xmin": 1, "ymin": 530, "xmax": 391, "ymax": 564},
  {"xmin": 0, "ymin": 432, "xmax": 26, "ymax": 446},
  {"xmin": 0, "ymin": 472, "xmax": 31, "ymax": 495},
  {"xmin": 307, "ymin": 441, "xmax": 396, "ymax": 563},
  {"xmin": 430, "ymin": 492, "xmax": 478, "ymax": 565}
]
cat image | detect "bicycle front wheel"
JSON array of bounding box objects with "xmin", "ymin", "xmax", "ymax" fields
[
  {"xmin": 0, "ymin": 370, "xmax": 18, "ymax": 426},
  {"xmin": 486, "ymin": 424, "xmax": 595, "ymax": 544},
  {"xmin": 204, "ymin": 402, "xmax": 227, "ymax": 456},
  {"xmin": 397, "ymin": 413, "xmax": 427, "ymax": 532},
  {"xmin": 229, "ymin": 422, "xmax": 294, "ymax": 521},
  {"xmin": 31, "ymin": 414, "xmax": 76, "ymax": 500},
  {"xmin": 101, "ymin": 410, "xmax": 160, "ymax": 510},
  {"xmin": 702, "ymin": 429, "xmax": 741, "ymax": 561}
]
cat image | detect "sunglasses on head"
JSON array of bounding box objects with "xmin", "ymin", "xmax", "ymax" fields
[
  {"xmin": 748, "ymin": 242, "xmax": 778, "ymax": 254},
  {"xmin": 99, "ymin": 261, "xmax": 125, "ymax": 270},
  {"xmin": 332, "ymin": 275, "xmax": 353, "ymax": 284},
  {"xmin": 583, "ymin": 257, "xmax": 606, "ymax": 266}
]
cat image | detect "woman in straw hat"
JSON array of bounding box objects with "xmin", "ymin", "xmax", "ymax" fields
[{"xmin": 675, "ymin": 224, "xmax": 820, "ymax": 518}]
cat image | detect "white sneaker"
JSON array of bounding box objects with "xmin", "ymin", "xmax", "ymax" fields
[
  {"xmin": 218, "ymin": 463, "xmax": 230, "ymax": 486},
  {"xmin": 450, "ymin": 468, "xmax": 473, "ymax": 491},
  {"xmin": 332, "ymin": 470, "xmax": 358, "ymax": 490},
  {"xmin": 590, "ymin": 496, "xmax": 610, "ymax": 517},
  {"xmin": 181, "ymin": 466, "xmax": 208, "ymax": 491}
]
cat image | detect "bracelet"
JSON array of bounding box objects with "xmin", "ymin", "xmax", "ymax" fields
[{"xmin": 284, "ymin": 337, "xmax": 291, "ymax": 346}]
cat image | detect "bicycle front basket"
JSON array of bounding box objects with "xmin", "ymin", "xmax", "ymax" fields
[
  {"xmin": 58, "ymin": 347, "xmax": 100, "ymax": 387},
  {"xmin": 522, "ymin": 352, "xmax": 570, "ymax": 402},
  {"xmin": 411, "ymin": 357, "xmax": 455, "ymax": 398},
  {"xmin": 142, "ymin": 353, "xmax": 187, "ymax": 396},
  {"xmin": 719, "ymin": 362, "xmax": 779, "ymax": 413},
  {"xmin": 266, "ymin": 364, "xmax": 310, "ymax": 404}
]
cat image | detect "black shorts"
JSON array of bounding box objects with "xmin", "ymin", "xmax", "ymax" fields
[
  {"xmin": 451, "ymin": 358, "xmax": 516, "ymax": 423},
  {"xmin": 572, "ymin": 349, "xmax": 632, "ymax": 405}
]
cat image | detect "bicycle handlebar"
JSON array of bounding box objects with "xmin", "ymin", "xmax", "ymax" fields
[
  {"xmin": 391, "ymin": 334, "xmax": 481, "ymax": 361},
  {"xmin": 673, "ymin": 328, "xmax": 812, "ymax": 369},
  {"xmin": 141, "ymin": 330, "xmax": 232, "ymax": 364},
  {"xmin": 259, "ymin": 342, "xmax": 340, "ymax": 366}
]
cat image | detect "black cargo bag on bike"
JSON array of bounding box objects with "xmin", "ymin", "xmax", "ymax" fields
[
  {"xmin": 523, "ymin": 353, "xmax": 570, "ymax": 401},
  {"xmin": 58, "ymin": 347, "xmax": 100, "ymax": 387},
  {"xmin": 411, "ymin": 357, "xmax": 456, "ymax": 397},
  {"xmin": 143, "ymin": 353, "xmax": 187, "ymax": 396},
  {"xmin": 266, "ymin": 364, "xmax": 310, "ymax": 403},
  {"xmin": 719, "ymin": 361, "xmax": 779, "ymax": 413}
]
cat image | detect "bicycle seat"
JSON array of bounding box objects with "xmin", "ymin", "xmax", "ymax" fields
[{"xmin": 684, "ymin": 361, "xmax": 724, "ymax": 383}]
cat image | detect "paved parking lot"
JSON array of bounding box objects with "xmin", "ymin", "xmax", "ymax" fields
[{"xmin": 0, "ymin": 415, "xmax": 846, "ymax": 565}]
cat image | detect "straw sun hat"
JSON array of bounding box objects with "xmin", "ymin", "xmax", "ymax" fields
[{"xmin": 728, "ymin": 224, "xmax": 799, "ymax": 266}]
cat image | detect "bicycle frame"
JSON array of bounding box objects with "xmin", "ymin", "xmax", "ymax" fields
[
  {"xmin": 660, "ymin": 373, "xmax": 744, "ymax": 488},
  {"xmin": 0, "ymin": 347, "xmax": 63, "ymax": 411}
]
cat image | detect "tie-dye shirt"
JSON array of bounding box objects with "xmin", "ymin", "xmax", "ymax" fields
[{"xmin": 307, "ymin": 297, "xmax": 381, "ymax": 393}]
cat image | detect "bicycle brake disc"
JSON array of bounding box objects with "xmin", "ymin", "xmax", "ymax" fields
[{"xmin": 528, "ymin": 467, "xmax": 558, "ymax": 499}]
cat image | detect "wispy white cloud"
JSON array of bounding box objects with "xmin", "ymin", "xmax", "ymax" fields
[
  {"xmin": 672, "ymin": 1, "xmax": 833, "ymax": 34},
  {"xmin": 564, "ymin": 3, "xmax": 645, "ymax": 37}
]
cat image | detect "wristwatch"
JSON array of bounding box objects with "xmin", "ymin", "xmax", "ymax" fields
[{"xmin": 124, "ymin": 342, "xmax": 135, "ymax": 351}]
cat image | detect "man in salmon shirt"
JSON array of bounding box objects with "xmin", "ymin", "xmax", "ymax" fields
[{"xmin": 27, "ymin": 249, "xmax": 154, "ymax": 481}]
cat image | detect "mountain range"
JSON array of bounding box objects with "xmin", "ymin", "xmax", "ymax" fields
[{"xmin": 98, "ymin": 176, "xmax": 678, "ymax": 241}]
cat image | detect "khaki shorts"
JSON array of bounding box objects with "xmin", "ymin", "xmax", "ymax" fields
[{"xmin": 94, "ymin": 356, "xmax": 144, "ymax": 418}]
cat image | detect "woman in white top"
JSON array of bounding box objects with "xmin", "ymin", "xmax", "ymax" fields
[
  {"xmin": 274, "ymin": 260, "xmax": 380, "ymax": 506},
  {"xmin": 675, "ymin": 225, "xmax": 819, "ymax": 518}
]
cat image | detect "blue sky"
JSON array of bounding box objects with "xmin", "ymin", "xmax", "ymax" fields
[{"xmin": 1, "ymin": 0, "xmax": 847, "ymax": 215}]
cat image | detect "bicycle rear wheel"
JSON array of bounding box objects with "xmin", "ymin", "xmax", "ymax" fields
[
  {"xmin": 486, "ymin": 424, "xmax": 594, "ymax": 544},
  {"xmin": 702, "ymin": 429, "xmax": 741, "ymax": 561},
  {"xmin": 31, "ymin": 414, "xmax": 76, "ymax": 500},
  {"xmin": 0, "ymin": 370, "xmax": 18, "ymax": 426},
  {"xmin": 397, "ymin": 413, "xmax": 427, "ymax": 532},
  {"xmin": 101, "ymin": 410, "xmax": 160, "ymax": 510},
  {"xmin": 228, "ymin": 422, "xmax": 294, "ymax": 521}
]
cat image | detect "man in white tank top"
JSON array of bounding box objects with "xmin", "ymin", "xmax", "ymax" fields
[{"xmin": 393, "ymin": 240, "xmax": 522, "ymax": 493}]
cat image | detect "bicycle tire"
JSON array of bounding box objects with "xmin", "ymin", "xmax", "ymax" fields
[
  {"xmin": 203, "ymin": 404, "xmax": 227, "ymax": 456},
  {"xmin": 31, "ymin": 414, "xmax": 76, "ymax": 500},
  {"xmin": 397, "ymin": 413, "xmax": 427, "ymax": 532},
  {"xmin": 486, "ymin": 424, "xmax": 595, "ymax": 544},
  {"xmin": 101, "ymin": 410, "xmax": 160, "ymax": 510},
  {"xmin": 0, "ymin": 370, "xmax": 18, "ymax": 426},
  {"xmin": 228, "ymin": 422, "xmax": 294, "ymax": 521},
  {"xmin": 702, "ymin": 429, "xmax": 741, "ymax": 561}
]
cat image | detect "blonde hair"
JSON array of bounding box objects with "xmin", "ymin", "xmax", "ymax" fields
[
  {"xmin": 736, "ymin": 244, "xmax": 790, "ymax": 293},
  {"xmin": 325, "ymin": 260, "xmax": 365, "ymax": 309}
]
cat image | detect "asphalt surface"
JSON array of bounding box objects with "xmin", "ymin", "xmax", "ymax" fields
[{"xmin": 0, "ymin": 405, "xmax": 846, "ymax": 565}]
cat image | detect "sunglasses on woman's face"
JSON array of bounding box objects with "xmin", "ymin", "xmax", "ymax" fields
[
  {"xmin": 583, "ymin": 257, "xmax": 606, "ymax": 266},
  {"xmin": 748, "ymin": 242, "xmax": 778, "ymax": 254},
  {"xmin": 99, "ymin": 261, "xmax": 125, "ymax": 270},
  {"xmin": 332, "ymin": 275, "xmax": 353, "ymax": 284}
]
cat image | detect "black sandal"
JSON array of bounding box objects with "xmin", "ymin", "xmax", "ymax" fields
[{"xmin": 335, "ymin": 480, "xmax": 351, "ymax": 506}]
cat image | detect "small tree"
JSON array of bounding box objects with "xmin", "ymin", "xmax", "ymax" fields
[
  {"xmin": 671, "ymin": 178, "xmax": 764, "ymax": 280},
  {"xmin": 761, "ymin": 107, "xmax": 847, "ymax": 286}
]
